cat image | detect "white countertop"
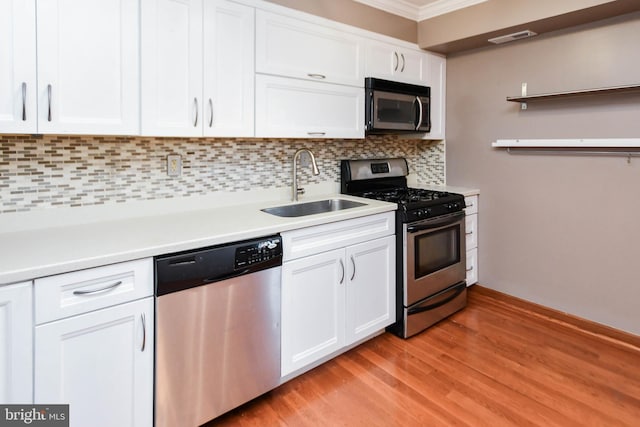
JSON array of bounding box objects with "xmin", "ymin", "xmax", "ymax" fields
[{"xmin": 0, "ymin": 191, "xmax": 396, "ymax": 285}]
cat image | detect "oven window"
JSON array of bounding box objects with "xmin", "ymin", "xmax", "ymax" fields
[{"xmin": 414, "ymin": 225, "xmax": 460, "ymax": 278}]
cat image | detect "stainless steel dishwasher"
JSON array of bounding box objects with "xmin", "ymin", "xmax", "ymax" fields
[{"xmin": 154, "ymin": 235, "xmax": 282, "ymax": 427}]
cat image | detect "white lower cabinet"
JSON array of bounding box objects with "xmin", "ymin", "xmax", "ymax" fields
[
  {"xmin": 464, "ymin": 194, "xmax": 479, "ymax": 285},
  {"xmin": 281, "ymin": 212, "xmax": 395, "ymax": 377},
  {"xmin": 35, "ymin": 297, "xmax": 154, "ymax": 427},
  {"xmin": 0, "ymin": 281, "xmax": 33, "ymax": 404},
  {"xmin": 33, "ymin": 258, "xmax": 154, "ymax": 427}
]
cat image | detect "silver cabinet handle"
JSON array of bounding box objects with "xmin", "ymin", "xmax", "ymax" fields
[
  {"xmin": 339, "ymin": 259, "xmax": 345, "ymax": 284},
  {"xmin": 73, "ymin": 280, "xmax": 122, "ymax": 296},
  {"xmin": 466, "ymin": 202, "xmax": 474, "ymax": 207},
  {"xmin": 21, "ymin": 82, "xmax": 27, "ymax": 121},
  {"xmin": 400, "ymin": 53, "xmax": 405, "ymax": 72},
  {"xmin": 307, "ymin": 132, "xmax": 326, "ymax": 136},
  {"xmin": 415, "ymin": 96, "xmax": 423, "ymax": 130},
  {"xmin": 307, "ymin": 73, "xmax": 326, "ymax": 79},
  {"xmin": 47, "ymin": 84, "xmax": 52, "ymax": 121},
  {"xmin": 350, "ymin": 255, "xmax": 356, "ymax": 281},
  {"xmin": 208, "ymin": 98, "xmax": 213, "ymax": 127},
  {"xmin": 466, "ymin": 231, "xmax": 473, "ymax": 235},
  {"xmin": 140, "ymin": 313, "xmax": 146, "ymax": 352},
  {"xmin": 193, "ymin": 97, "xmax": 198, "ymax": 127},
  {"xmin": 394, "ymin": 51, "xmax": 399, "ymax": 71},
  {"xmin": 466, "ymin": 266, "xmax": 474, "ymax": 272}
]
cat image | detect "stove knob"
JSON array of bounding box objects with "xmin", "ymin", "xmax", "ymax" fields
[
  {"xmin": 425, "ymin": 208, "xmax": 432, "ymax": 217},
  {"xmin": 416, "ymin": 209, "xmax": 424, "ymax": 218}
]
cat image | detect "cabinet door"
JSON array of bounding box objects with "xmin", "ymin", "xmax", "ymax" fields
[
  {"xmin": 256, "ymin": 10, "xmax": 363, "ymax": 86},
  {"xmin": 281, "ymin": 249, "xmax": 345, "ymax": 376},
  {"xmin": 0, "ymin": 0, "xmax": 37, "ymax": 133},
  {"xmin": 0, "ymin": 281, "xmax": 33, "ymax": 404},
  {"xmin": 424, "ymin": 53, "xmax": 446, "ymax": 140},
  {"xmin": 35, "ymin": 297, "xmax": 154, "ymax": 427},
  {"xmin": 203, "ymin": 0, "xmax": 254, "ymax": 137},
  {"xmin": 365, "ymin": 42, "xmax": 425, "ymax": 84},
  {"xmin": 466, "ymin": 247, "xmax": 478, "ymax": 286},
  {"xmin": 36, "ymin": 0, "xmax": 140, "ymax": 135},
  {"xmin": 345, "ymin": 236, "xmax": 395, "ymax": 344},
  {"xmin": 141, "ymin": 0, "xmax": 203, "ymax": 136},
  {"xmin": 255, "ymin": 74, "xmax": 364, "ymax": 139}
]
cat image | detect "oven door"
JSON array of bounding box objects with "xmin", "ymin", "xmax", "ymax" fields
[{"xmin": 404, "ymin": 211, "xmax": 466, "ymax": 305}]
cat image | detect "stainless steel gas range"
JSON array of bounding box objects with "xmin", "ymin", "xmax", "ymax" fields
[{"xmin": 341, "ymin": 158, "xmax": 467, "ymax": 338}]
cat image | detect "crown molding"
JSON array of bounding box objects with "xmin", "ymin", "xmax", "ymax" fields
[{"xmin": 354, "ymin": 0, "xmax": 488, "ymax": 21}]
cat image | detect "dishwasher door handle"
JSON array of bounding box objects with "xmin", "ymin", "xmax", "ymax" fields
[{"xmin": 203, "ymin": 269, "xmax": 250, "ymax": 285}]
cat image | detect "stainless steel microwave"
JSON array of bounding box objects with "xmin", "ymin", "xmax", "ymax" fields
[{"xmin": 365, "ymin": 77, "xmax": 431, "ymax": 134}]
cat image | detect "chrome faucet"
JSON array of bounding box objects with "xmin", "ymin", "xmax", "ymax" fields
[{"xmin": 292, "ymin": 149, "xmax": 320, "ymax": 201}]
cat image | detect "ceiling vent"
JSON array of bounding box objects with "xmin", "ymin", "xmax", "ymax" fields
[{"xmin": 488, "ymin": 30, "xmax": 537, "ymax": 44}]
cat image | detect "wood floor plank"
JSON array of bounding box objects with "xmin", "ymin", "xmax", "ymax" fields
[{"xmin": 207, "ymin": 285, "xmax": 640, "ymax": 426}]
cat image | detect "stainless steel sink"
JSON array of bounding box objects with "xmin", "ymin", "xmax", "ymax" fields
[{"xmin": 261, "ymin": 198, "xmax": 367, "ymax": 217}]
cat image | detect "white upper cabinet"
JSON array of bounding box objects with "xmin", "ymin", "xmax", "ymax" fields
[
  {"xmin": 141, "ymin": 0, "xmax": 203, "ymax": 137},
  {"xmin": 203, "ymin": 0, "xmax": 254, "ymax": 137},
  {"xmin": 365, "ymin": 41, "xmax": 426, "ymax": 84},
  {"xmin": 423, "ymin": 52, "xmax": 446, "ymax": 140},
  {"xmin": 142, "ymin": 0, "xmax": 254, "ymax": 137},
  {"xmin": 255, "ymin": 74, "xmax": 364, "ymax": 139},
  {"xmin": 256, "ymin": 10, "xmax": 364, "ymax": 87},
  {"xmin": 0, "ymin": 0, "xmax": 37, "ymax": 134},
  {"xmin": 36, "ymin": 0, "xmax": 140, "ymax": 135}
]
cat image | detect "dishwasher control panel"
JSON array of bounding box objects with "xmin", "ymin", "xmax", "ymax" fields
[{"xmin": 235, "ymin": 237, "xmax": 282, "ymax": 269}]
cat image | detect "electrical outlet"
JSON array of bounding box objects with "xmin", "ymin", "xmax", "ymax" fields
[{"xmin": 167, "ymin": 154, "xmax": 182, "ymax": 177}]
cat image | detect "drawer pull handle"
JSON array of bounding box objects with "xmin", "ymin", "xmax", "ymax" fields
[
  {"xmin": 466, "ymin": 266, "xmax": 474, "ymax": 272},
  {"xmin": 339, "ymin": 259, "xmax": 345, "ymax": 284},
  {"xmin": 466, "ymin": 231, "xmax": 473, "ymax": 235},
  {"xmin": 73, "ymin": 280, "xmax": 123, "ymax": 296},
  {"xmin": 47, "ymin": 84, "xmax": 52, "ymax": 121},
  {"xmin": 307, "ymin": 73, "xmax": 326, "ymax": 79},
  {"xmin": 141, "ymin": 313, "xmax": 147, "ymax": 352},
  {"xmin": 466, "ymin": 202, "xmax": 474, "ymax": 207},
  {"xmin": 307, "ymin": 132, "xmax": 326, "ymax": 136}
]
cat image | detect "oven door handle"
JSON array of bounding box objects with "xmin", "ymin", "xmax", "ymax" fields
[
  {"xmin": 406, "ymin": 211, "xmax": 464, "ymax": 233},
  {"xmin": 407, "ymin": 284, "xmax": 466, "ymax": 315}
]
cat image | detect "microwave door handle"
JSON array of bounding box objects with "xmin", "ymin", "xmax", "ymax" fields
[
  {"xmin": 406, "ymin": 211, "xmax": 464, "ymax": 233},
  {"xmin": 415, "ymin": 96, "xmax": 423, "ymax": 131}
]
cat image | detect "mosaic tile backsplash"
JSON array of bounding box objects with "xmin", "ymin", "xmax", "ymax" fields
[{"xmin": 0, "ymin": 134, "xmax": 444, "ymax": 213}]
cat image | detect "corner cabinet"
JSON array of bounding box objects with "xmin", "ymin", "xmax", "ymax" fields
[
  {"xmin": 141, "ymin": 0, "xmax": 254, "ymax": 137},
  {"xmin": 0, "ymin": 281, "xmax": 33, "ymax": 404},
  {"xmin": 280, "ymin": 212, "xmax": 395, "ymax": 377},
  {"xmin": 34, "ymin": 259, "xmax": 154, "ymax": 427}
]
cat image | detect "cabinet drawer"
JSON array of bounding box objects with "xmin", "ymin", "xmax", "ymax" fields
[
  {"xmin": 281, "ymin": 212, "xmax": 394, "ymax": 261},
  {"xmin": 466, "ymin": 248, "xmax": 478, "ymax": 286},
  {"xmin": 464, "ymin": 195, "xmax": 478, "ymax": 215},
  {"xmin": 34, "ymin": 258, "xmax": 153, "ymax": 324},
  {"xmin": 465, "ymin": 213, "xmax": 478, "ymax": 250}
]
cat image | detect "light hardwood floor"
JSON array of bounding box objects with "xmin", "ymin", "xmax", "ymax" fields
[{"xmin": 209, "ymin": 285, "xmax": 640, "ymax": 426}]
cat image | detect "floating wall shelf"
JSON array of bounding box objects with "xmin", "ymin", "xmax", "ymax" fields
[
  {"xmin": 507, "ymin": 83, "xmax": 640, "ymax": 109},
  {"xmin": 492, "ymin": 139, "xmax": 640, "ymax": 148}
]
